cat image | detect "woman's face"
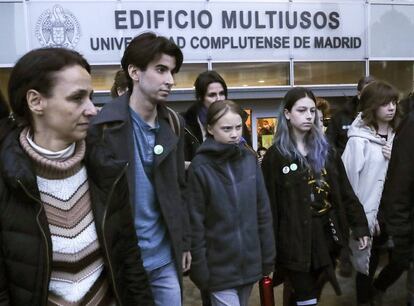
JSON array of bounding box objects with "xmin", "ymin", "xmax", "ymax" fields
[
  {"xmin": 284, "ymin": 96, "xmax": 316, "ymax": 134},
  {"xmin": 376, "ymin": 101, "xmax": 397, "ymax": 124},
  {"xmin": 207, "ymin": 111, "xmax": 242, "ymax": 144},
  {"xmin": 203, "ymin": 82, "xmax": 226, "ymax": 109},
  {"xmin": 32, "ymin": 65, "xmax": 96, "ymax": 147}
]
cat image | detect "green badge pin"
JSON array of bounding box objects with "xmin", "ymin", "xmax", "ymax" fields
[{"xmin": 154, "ymin": 144, "xmax": 164, "ymax": 155}]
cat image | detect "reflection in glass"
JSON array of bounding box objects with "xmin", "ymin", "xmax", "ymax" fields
[
  {"xmin": 213, "ymin": 62, "xmax": 289, "ymax": 87},
  {"xmin": 370, "ymin": 61, "xmax": 414, "ymax": 95},
  {"xmin": 295, "ymin": 62, "xmax": 365, "ymax": 85}
]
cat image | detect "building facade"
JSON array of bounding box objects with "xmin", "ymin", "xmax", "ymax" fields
[{"xmin": 1, "ymin": 0, "xmax": 414, "ymax": 148}]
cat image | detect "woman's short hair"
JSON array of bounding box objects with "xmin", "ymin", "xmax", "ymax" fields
[
  {"xmin": 359, "ymin": 80, "xmax": 401, "ymax": 131},
  {"xmin": 194, "ymin": 70, "xmax": 228, "ymax": 103},
  {"xmin": 8, "ymin": 47, "xmax": 90, "ymax": 127}
]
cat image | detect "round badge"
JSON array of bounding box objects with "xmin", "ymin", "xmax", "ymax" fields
[
  {"xmin": 154, "ymin": 145, "xmax": 164, "ymax": 155},
  {"xmin": 282, "ymin": 166, "xmax": 290, "ymax": 174},
  {"xmin": 290, "ymin": 163, "xmax": 298, "ymax": 171}
]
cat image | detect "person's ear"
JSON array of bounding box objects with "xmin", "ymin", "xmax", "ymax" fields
[
  {"xmin": 128, "ymin": 64, "xmax": 140, "ymax": 83},
  {"xmin": 207, "ymin": 124, "xmax": 213, "ymax": 135},
  {"xmin": 26, "ymin": 89, "xmax": 46, "ymax": 115},
  {"xmin": 284, "ymin": 108, "xmax": 290, "ymax": 121}
]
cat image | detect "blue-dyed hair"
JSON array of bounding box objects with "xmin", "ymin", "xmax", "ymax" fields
[{"xmin": 275, "ymin": 87, "xmax": 329, "ymax": 175}]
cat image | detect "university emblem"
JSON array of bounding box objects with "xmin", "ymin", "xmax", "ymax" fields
[{"xmin": 35, "ymin": 5, "xmax": 81, "ymax": 48}]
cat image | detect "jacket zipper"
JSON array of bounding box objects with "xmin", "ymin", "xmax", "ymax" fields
[
  {"xmin": 101, "ymin": 163, "xmax": 129, "ymax": 306},
  {"xmin": 17, "ymin": 180, "xmax": 50, "ymax": 306},
  {"xmin": 225, "ymin": 162, "xmax": 245, "ymax": 278}
]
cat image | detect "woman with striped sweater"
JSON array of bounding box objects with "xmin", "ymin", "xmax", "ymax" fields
[{"xmin": 0, "ymin": 48, "xmax": 154, "ymax": 306}]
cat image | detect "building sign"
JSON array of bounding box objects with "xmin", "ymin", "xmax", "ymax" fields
[{"xmin": 23, "ymin": 1, "xmax": 366, "ymax": 63}]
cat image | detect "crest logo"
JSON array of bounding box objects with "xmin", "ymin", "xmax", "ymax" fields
[{"xmin": 35, "ymin": 5, "xmax": 81, "ymax": 48}]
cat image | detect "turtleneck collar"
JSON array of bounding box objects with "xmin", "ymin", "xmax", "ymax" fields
[
  {"xmin": 19, "ymin": 127, "xmax": 85, "ymax": 179},
  {"xmin": 25, "ymin": 129, "xmax": 76, "ymax": 160}
]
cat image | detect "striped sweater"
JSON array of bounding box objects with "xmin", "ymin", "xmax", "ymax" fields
[{"xmin": 20, "ymin": 129, "xmax": 114, "ymax": 306}]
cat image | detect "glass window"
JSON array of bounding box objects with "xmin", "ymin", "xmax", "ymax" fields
[
  {"xmin": 370, "ymin": 61, "xmax": 414, "ymax": 95},
  {"xmin": 257, "ymin": 117, "xmax": 277, "ymax": 149},
  {"xmin": 294, "ymin": 61, "xmax": 365, "ymax": 85},
  {"xmin": 213, "ymin": 62, "xmax": 289, "ymax": 87},
  {"xmin": 174, "ymin": 63, "xmax": 208, "ymax": 89}
]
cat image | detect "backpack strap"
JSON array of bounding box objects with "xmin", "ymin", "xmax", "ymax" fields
[{"xmin": 166, "ymin": 106, "xmax": 181, "ymax": 137}]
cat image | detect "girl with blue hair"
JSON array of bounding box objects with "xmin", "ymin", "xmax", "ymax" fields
[{"xmin": 262, "ymin": 87, "xmax": 369, "ymax": 306}]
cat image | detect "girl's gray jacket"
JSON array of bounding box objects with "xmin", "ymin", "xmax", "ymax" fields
[{"xmin": 186, "ymin": 138, "xmax": 275, "ymax": 291}]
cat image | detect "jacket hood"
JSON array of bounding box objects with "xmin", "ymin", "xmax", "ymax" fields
[
  {"xmin": 347, "ymin": 113, "xmax": 392, "ymax": 145},
  {"xmin": 196, "ymin": 137, "xmax": 244, "ymax": 160}
]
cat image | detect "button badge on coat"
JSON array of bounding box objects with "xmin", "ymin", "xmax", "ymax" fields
[
  {"xmin": 290, "ymin": 163, "xmax": 298, "ymax": 171},
  {"xmin": 282, "ymin": 166, "xmax": 290, "ymax": 174},
  {"xmin": 154, "ymin": 145, "xmax": 164, "ymax": 155}
]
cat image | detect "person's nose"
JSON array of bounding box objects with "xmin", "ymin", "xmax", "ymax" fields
[
  {"xmin": 84, "ymin": 99, "xmax": 97, "ymax": 117},
  {"xmin": 165, "ymin": 71, "xmax": 174, "ymax": 87}
]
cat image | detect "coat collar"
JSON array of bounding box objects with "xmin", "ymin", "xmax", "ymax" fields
[
  {"xmin": 91, "ymin": 93, "xmax": 180, "ymax": 176},
  {"xmin": 0, "ymin": 128, "xmax": 39, "ymax": 195}
]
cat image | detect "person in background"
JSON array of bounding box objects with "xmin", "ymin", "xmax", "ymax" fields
[
  {"xmin": 316, "ymin": 97, "xmax": 331, "ymax": 133},
  {"xmin": 327, "ymin": 75, "xmax": 375, "ymax": 155},
  {"xmin": 0, "ymin": 47, "xmax": 153, "ymax": 305},
  {"xmin": 257, "ymin": 146, "xmax": 268, "ymax": 165},
  {"xmin": 326, "ymin": 75, "xmax": 375, "ymax": 278},
  {"xmin": 110, "ymin": 69, "xmax": 129, "ymax": 98},
  {"xmin": 87, "ymin": 32, "xmax": 190, "ymax": 306},
  {"xmin": 262, "ymin": 87, "xmax": 369, "ymax": 306},
  {"xmin": 183, "ymin": 70, "xmax": 251, "ymax": 167},
  {"xmin": 342, "ymin": 80, "xmax": 404, "ymax": 306},
  {"xmin": 186, "ymin": 100, "xmax": 275, "ymax": 306},
  {"xmin": 381, "ymin": 91, "xmax": 414, "ymax": 306}
]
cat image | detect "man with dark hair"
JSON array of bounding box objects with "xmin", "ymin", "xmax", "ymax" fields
[
  {"xmin": 382, "ymin": 91, "xmax": 414, "ymax": 306},
  {"xmin": 183, "ymin": 70, "xmax": 251, "ymax": 165},
  {"xmin": 326, "ymin": 75, "xmax": 375, "ymax": 278},
  {"xmin": 88, "ymin": 32, "xmax": 190, "ymax": 306},
  {"xmin": 326, "ymin": 75, "xmax": 375, "ymax": 156}
]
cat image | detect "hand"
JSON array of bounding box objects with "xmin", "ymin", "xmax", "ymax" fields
[
  {"xmin": 358, "ymin": 236, "xmax": 370, "ymax": 250},
  {"xmin": 382, "ymin": 143, "xmax": 392, "ymax": 160},
  {"xmin": 182, "ymin": 251, "xmax": 192, "ymax": 273}
]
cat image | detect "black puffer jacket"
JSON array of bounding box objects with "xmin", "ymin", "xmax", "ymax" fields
[
  {"xmin": 261, "ymin": 146, "xmax": 369, "ymax": 272},
  {"xmin": 186, "ymin": 138, "xmax": 275, "ymax": 291},
  {"xmin": 382, "ymin": 111, "xmax": 414, "ymax": 267},
  {"xmin": 0, "ymin": 128, "xmax": 154, "ymax": 306}
]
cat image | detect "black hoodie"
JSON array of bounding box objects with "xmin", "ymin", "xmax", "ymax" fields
[{"xmin": 186, "ymin": 137, "xmax": 275, "ymax": 291}]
